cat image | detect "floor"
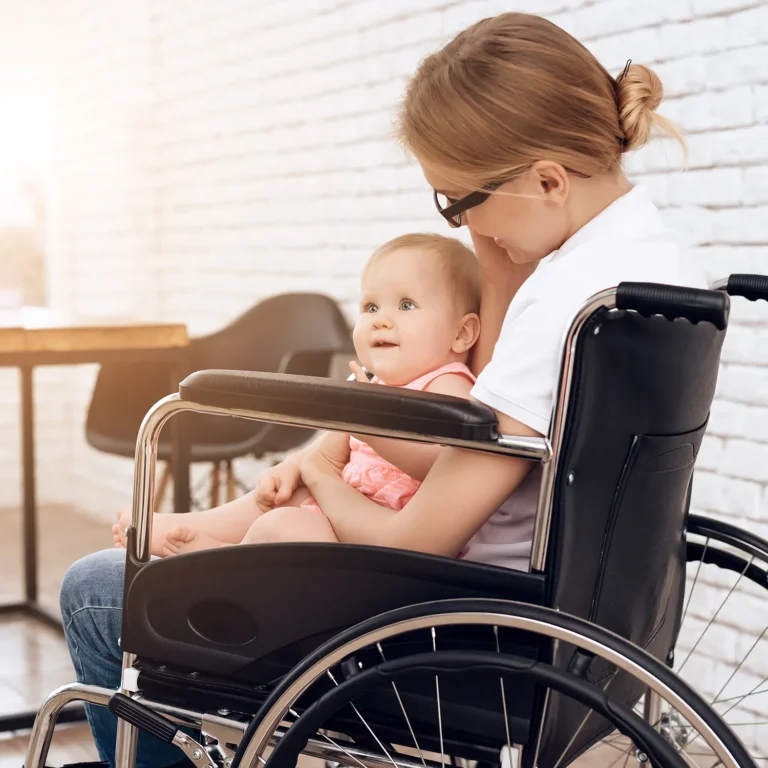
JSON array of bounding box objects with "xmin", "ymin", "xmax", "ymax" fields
[{"xmin": 0, "ymin": 504, "xmax": 111, "ymax": 766}]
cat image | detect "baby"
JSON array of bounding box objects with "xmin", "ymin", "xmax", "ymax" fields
[{"xmin": 114, "ymin": 233, "xmax": 481, "ymax": 555}]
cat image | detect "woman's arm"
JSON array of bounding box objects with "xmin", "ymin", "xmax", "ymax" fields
[
  {"xmin": 303, "ymin": 411, "xmax": 540, "ymax": 557},
  {"xmin": 351, "ymin": 371, "xmax": 475, "ymax": 481},
  {"xmin": 470, "ymin": 232, "xmax": 537, "ymax": 376}
]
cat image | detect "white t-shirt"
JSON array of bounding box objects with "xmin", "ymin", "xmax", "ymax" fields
[{"xmin": 463, "ymin": 185, "xmax": 707, "ymax": 571}]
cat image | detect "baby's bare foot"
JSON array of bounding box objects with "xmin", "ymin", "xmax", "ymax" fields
[
  {"xmin": 115, "ymin": 509, "xmax": 190, "ymax": 557},
  {"xmin": 162, "ymin": 526, "xmax": 227, "ymax": 557}
]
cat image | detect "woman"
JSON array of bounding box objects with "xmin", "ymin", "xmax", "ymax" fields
[{"xmin": 60, "ymin": 13, "xmax": 704, "ymax": 768}]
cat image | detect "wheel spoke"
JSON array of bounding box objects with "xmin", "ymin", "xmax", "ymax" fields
[
  {"xmin": 710, "ymin": 624, "xmax": 768, "ymax": 706},
  {"xmin": 377, "ymin": 642, "xmax": 427, "ymax": 768},
  {"xmin": 318, "ymin": 731, "xmax": 371, "ymax": 768},
  {"xmin": 686, "ymin": 672, "xmax": 767, "ymax": 753},
  {"xmin": 584, "ymin": 738, "xmax": 634, "ymax": 754},
  {"xmin": 604, "ymin": 742, "xmax": 634, "ymax": 768},
  {"xmin": 326, "ymin": 671, "xmax": 402, "ymax": 768},
  {"xmin": 553, "ymin": 676, "xmax": 615, "ymax": 768},
  {"xmin": 677, "ymin": 745, "xmax": 704, "ymax": 768},
  {"xmin": 681, "ymin": 538, "xmax": 710, "ymax": 626},
  {"xmin": 712, "ymin": 681, "xmax": 768, "ymax": 706},
  {"xmin": 494, "ymin": 626, "xmax": 514, "ymax": 768},
  {"xmin": 677, "ymin": 556, "xmax": 754, "ymax": 675},
  {"xmin": 431, "ymin": 627, "xmax": 445, "ymax": 768}
]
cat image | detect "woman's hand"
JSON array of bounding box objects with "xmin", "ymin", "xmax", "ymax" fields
[
  {"xmin": 469, "ymin": 231, "xmax": 538, "ymax": 376},
  {"xmin": 469, "ymin": 230, "xmax": 538, "ymax": 284},
  {"xmin": 301, "ymin": 431, "xmax": 350, "ymax": 488}
]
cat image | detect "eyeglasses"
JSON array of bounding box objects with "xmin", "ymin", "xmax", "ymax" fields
[
  {"xmin": 433, "ymin": 188, "xmax": 495, "ymax": 228},
  {"xmin": 433, "ymin": 166, "xmax": 590, "ymax": 227}
]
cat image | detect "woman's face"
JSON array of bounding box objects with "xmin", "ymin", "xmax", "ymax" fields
[{"xmin": 422, "ymin": 163, "xmax": 572, "ymax": 263}]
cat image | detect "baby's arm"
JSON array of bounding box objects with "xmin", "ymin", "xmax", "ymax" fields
[{"xmin": 353, "ymin": 371, "xmax": 474, "ymax": 481}]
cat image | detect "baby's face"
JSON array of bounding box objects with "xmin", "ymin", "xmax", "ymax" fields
[{"xmin": 353, "ymin": 247, "xmax": 465, "ymax": 386}]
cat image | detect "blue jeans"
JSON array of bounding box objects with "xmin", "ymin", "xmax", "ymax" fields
[{"xmin": 61, "ymin": 549, "xmax": 183, "ymax": 768}]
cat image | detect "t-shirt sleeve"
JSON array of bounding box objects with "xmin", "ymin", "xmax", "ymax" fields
[{"xmin": 471, "ymin": 296, "xmax": 577, "ymax": 435}]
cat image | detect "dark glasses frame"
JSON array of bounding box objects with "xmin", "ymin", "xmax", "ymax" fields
[
  {"xmin": 433, "ymin": 188, "xmax": 496, "ymax": 228},
  {"xmin": 433, "ymin": 165, "xmax": 593, "ymax": 227}
]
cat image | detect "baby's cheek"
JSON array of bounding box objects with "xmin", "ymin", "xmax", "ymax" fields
[{"xmin": 351, "ymin": 323, "xmax": 367, "ymax": 356}]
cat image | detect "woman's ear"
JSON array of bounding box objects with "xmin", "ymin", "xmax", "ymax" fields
[
  {"xmin": 531, "ymin": 161, "xmax": 570, "ymax": 207},
  {"xmin": 453, "ymin": 313, "xmax": 481, "ymax": 353}
]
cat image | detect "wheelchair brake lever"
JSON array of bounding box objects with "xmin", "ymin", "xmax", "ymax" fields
[{"xmin": 109, "ymin": 693, "xmax": 216, "ymax": 768}]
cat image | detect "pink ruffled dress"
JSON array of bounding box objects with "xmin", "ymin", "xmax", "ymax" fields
[{"xmin": 300, "ymin": 361, "xmax": 475, "ymax": 514}]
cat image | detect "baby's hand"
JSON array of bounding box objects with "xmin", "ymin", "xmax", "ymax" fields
[
  {"xmin": 255, "ymin": 461, "xmax": 301, "ymax": 513},
  {"xmin": 349, "ymin": 361, "xmax": 370, "ymax": 383}
]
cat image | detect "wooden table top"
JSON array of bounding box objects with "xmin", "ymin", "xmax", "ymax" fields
[{"xmin": 0, "ymin": 321, "xmax": 189, "ymax": 358}]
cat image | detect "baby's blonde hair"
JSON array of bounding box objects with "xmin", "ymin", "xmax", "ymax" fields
[
  {"xmin": 365, "ymin": 233, "xmax": 481, "ymax": 315},
  {"xmin": 398, "ymin": 13, "xmax": 684, "ymax": 191}
]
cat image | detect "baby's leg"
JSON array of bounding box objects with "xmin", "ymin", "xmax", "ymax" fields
[
  {"xmin": 162, "ymin": 527, "xmax": 230, "ymax": 557},
  {"xmin": 241, "ymin": 506, "xmax": 338, "ymax": 545},
  {"xmin": 114, "ymin": 490, "xmax": 267, "ymax": 556}
]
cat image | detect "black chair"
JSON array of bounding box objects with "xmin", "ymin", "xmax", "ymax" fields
[
  {"xmin": 85, "ymin": 293, "xmax": 353, "ymax": 509},
  {"xmin": 27, "ymin": 279, "xmax": 768, "ymax": 768}
]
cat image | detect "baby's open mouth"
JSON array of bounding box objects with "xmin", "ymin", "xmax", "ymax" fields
[{"xmin": 373, "ymin": 341, "xmax": 398, "ymax": 348}]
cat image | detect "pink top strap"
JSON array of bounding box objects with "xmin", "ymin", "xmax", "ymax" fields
[
  {"xmin": 373, "ymin": 362, "xmax": 475, "ymax": 392},
  {"xmin": 405, "ymin": 361, "xmax": 476, "ymax": 391}
]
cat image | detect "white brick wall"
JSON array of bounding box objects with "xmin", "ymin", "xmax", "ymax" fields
[
  {"xmin": 11, "ymin": 0, "xmax": 762, "ymax": 528},
  {"xmin": 0, "ymin": 0, "xmax": 764, "ymax": 749}
]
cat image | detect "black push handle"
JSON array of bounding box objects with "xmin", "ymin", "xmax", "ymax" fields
[
  {"xmin": 108, "ymin": 693, "xmax": 178, "ymax": 743},
  {"xmin": 616, "ymin": 283, "xmax": 728, "ymax": 330},
  {"xmin": 726, "ymin": 274, "xmax": 768, "ymax": 303}
]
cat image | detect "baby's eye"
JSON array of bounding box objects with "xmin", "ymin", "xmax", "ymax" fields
[
  {"xmin": 363, "ymin": 303, "xmax": 378, "ymax": 314},
  {"xmin": 400, "ymin": 300, "xmax": 416, "ymax": 311}
]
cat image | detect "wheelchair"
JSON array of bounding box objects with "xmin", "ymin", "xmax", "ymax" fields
[{"xmin": 26, "ymin": 276, "xmax": 768, "ymax": 768}]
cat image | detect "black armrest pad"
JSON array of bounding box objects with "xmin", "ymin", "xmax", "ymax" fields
[{"xmin": 179, "ymin": 370, "xmax": 498, "ymax": 442}]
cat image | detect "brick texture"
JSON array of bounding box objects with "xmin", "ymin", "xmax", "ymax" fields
[
  {"xmin": 26, "ymin": 0, "xmax": 768, "ymax": 517},
  {"xmin": 0, "ymin": 1, "xmax": 766, "ymax": 731},
  {"xmin": 1, "ymin": 0, "xmax": 764, "ymax": 536}
]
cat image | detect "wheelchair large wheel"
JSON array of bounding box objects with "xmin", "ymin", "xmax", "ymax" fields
[
  {"xmin": 231, "ymin": 600, "xmax": 756, "ymax": 768},
  {"xmin": 661, "ymin": 515, "xmax": 768, "ymax": 765}
]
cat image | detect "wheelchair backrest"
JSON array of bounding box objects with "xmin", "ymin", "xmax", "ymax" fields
[{"xmin": 536, "ymin": 285, "xmax": 727, "ymax": 766}]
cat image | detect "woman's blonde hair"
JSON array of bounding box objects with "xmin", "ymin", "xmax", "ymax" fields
[
  {"xmin": 365, "ymin": 233, "xmax": 481, "ymax": 314},
  {"xmin": 398, "ymin": 13, "xmax": 683, "ymax": 190}
]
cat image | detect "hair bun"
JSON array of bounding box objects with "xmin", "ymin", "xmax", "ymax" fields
[{"xmin": 616, "ymin": 63, "xmax": 665, "ymax": 152}]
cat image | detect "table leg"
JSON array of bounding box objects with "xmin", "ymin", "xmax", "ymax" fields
[
  {"xmin": 20, "ymin": 365, "xmax": 37, "ymax": 603},
  {"xmin": 171, "ymin": 363, "xmax": 190, "ymax": 514}
]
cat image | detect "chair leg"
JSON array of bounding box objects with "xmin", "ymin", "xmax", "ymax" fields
[
  {"xmin": 154, "ymin": 464, "xmax": 172, "ymax": 513},
  {"xmin": 210, "ymin": 462, "xmax": 221, "ymax": 509},
  {"xmin": 226, "ymin": 460, "xmax": 237, "ymax": 502}
]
